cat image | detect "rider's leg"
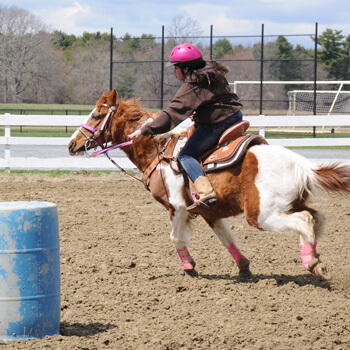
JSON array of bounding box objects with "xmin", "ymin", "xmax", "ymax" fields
[
  {"xmin": 178, "ymin": 127, "xmax": 218, "ymax": 209},
  {"xmin": 178, "ymin": 111, "xmax": 242, "ymax": 210}
]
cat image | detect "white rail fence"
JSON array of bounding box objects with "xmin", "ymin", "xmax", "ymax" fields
[{"xmin": 0, "ymin": 114, "xmax": 349, "ymax": 171}]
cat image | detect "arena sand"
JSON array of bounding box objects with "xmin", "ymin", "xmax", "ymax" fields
[{"xmin": 0, "ymin": 172, "xmax": 349, "ymax": 350}]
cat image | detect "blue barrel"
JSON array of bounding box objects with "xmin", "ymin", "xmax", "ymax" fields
[{"xmin": 0, "ymin": 201, "xmax": 60, "ymax": 341}]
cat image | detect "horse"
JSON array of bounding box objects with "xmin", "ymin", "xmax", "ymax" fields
[{"xmin": 68, "ymin": 89, "xmax": 350, "ymax": 281}]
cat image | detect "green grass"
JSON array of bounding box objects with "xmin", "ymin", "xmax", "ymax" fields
[
  {"xmin": 0, "ymin": 103, "xmax": 94, "ymax": 115},
  {"xmin": 0, "ymin": 103, "xmax": 94, "ymax": 110},
  {"xmin": 0, "ymin": 126, "xmax": 79, "ymax": 137},
  {"xmin": 264, "ymin": 131, "xmax": 350, "ymax": 139},
  {"xmin": 0, "ymin": 169, "xmax": 141, "ymax": 176}
]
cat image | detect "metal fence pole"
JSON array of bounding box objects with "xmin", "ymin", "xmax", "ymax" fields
[
  {"xmin": 161, "ymin": 26, "xmax": 165, "ymax": 109},
  {"xmin": 259, "ymin": 24, "xmax": 264, "ymax": 115},
  {"xmin": 313, "ymin": 22, "xmax": 318, "ymax": 137},
  {"xmin": 110, "ymin": 27, "xmax": 113, "ymax": 91},
  {"xmin": 210, "ymin": 25, "xmax": 213, "ymax": 60}
]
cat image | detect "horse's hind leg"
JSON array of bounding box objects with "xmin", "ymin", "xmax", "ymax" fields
[
  {"xmin": 298, "ymin": 210, "xmax": 331, "ymax": 280},
  {"xmin": 170, "ymin": 208, "xmax": 197, "ymax": 276},
  {"xmin": 259, "ymin": 208, "xmax": 331, "ymax": 280},
  {"xmin": 205, "ymin": 218, "xmax": 251, "ymax": 277}
]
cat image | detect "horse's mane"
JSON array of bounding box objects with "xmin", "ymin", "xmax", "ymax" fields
[
  {"xmin": 118, "ymin": 97, "xmax": 193, "ymax": 141},
  {"xmin": 118, "ymin": 98, "xmax": 152, "ymax": 122}
]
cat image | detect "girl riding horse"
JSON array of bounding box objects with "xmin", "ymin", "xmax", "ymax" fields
[
  {"xmin": 68, "ymin": 47, "xmax": 350, "ymax": 281},
  {"xmin": 128, "ymin": 43, "xmax": 243, "ymax": 214}
]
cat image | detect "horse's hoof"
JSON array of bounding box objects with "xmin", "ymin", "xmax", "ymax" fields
[
  {"xmin": 239, "ymin": 269, "xmax": 252, "ymax": 279},
  {"xmin": 238, "ymin": 258, "xmax": 250, "ymax": 271},
  {"xmin": 314, "ymin": 263, "xmax": 332, "ymax": 281},
  {"xmin": 184, "ymin": 269, "xmax": 198, "ymax": 278}
]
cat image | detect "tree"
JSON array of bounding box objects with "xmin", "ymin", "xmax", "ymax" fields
[
  {"xmin": 166, "ymin": 15, "xmax": 203, "ymax": 45},
  {"xmin": 52, "ymin": 30, "xmax": 77, "ymax": 50},
  {"xmin": 0, "ymin": 5, "xmax": 63, "ymax": 103},
  {"xmin": 213, "ymin": 39, "xmax": 233, "ymax": 59},
  {"xmin": 65, "ymin": 39, "xmax": 110, "ymax": 104},
  {"xmin": 317, "ymin": 28, "xmax": 347, "ymax": 80},
  {"xmin": 120, "ymin": 33, "xmax": 141, "ymax": 57},
  {"xmin": 78, "ymin": 31, "xmax": 110, "ymax": 46},
  {"xmin": 339, "ymin": 35, "xmax": 350, "ymax": 81},
  {"xmin": 274, "ymin": 36, "xmax": 302, "ymax": 80}
]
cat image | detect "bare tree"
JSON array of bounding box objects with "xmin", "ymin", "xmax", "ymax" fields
[
  {"xmin": 166, "ymin": 15, "xmax": 203, "ymax": 44},
  {"xmin": 0, "ymin": 5, "xmax": 63, "ymax": 103},
  {"xmin": 66, "ymin": 40, "xmax": 110, "ymax": 104}
]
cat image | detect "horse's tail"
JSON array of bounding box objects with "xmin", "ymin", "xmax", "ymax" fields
[{"xmin": 312, "ymin": 163, "xmax": 350, "ymax": 194}]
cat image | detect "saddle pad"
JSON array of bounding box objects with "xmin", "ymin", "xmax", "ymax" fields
[
  {"xmin": 169, "ymin": 135, "xmax": 187, "ymax": 173},
  {"xmin": 202, "ymin": 134, "xmax": 268, "ymax": 173}
]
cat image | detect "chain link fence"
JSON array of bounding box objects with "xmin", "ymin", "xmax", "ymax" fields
[{"xmin": 109, "ymin": 23, "xmax": 335, "ymax": 115}]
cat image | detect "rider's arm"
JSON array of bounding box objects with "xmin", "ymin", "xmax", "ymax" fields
[{"xmin": 140, "ymin": 112, "xmax": 173, "ymax": 135}]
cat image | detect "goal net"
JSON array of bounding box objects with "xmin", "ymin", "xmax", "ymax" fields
[{"xmin": 287, "ymin": 90, "xmax": 350, "ymax": 115}]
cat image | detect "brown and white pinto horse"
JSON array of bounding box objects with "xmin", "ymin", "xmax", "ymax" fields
[{"xmin": 68, "ymin": 89, "xmax": 350, "ymax": 281}]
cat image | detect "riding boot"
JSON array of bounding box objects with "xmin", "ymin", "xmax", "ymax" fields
[{"xmin": 187, "ymin": 176, "xmax": 218, "ymax": 214}]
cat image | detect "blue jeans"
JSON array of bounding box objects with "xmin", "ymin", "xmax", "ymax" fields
[{"xmin": 178, "ymin": 110, "xmax": 243, "ymax": 182}]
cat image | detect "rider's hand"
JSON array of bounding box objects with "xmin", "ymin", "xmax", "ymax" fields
[
  {"xmin": 189, "ymin": 111, "xmax": 196, "ymax": 122},
  {"xmin": 128, "ymin": 129, "xmax": 143, "ymax": 142}
]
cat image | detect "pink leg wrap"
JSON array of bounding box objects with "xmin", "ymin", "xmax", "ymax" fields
[
  {"xmin": 299, "ymin": 242, "xmax": 318, "ymax": 272},
  {"xmin": 176, "ymin": 247, "xmax": 195, "ymax": 271},
  {"xmin": 227, "ymin": 242, "xmax": 249, "ymax": 270}
]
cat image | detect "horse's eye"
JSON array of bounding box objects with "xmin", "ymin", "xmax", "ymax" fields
[{"xmin": 92, "ymin": 115, "xmax": 99, "ymax": 120}]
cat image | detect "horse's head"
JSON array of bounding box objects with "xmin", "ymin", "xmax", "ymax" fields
[{"xmin": 68, "ymin": 89, "xmax": 119, "ymax": 156}]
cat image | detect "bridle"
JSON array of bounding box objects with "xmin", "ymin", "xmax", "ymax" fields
[
  {"xmin": 78, "ymin": 103, "xmax": 143, "ymax": 183},
  {"xmin": 77, "ymin": 102, "xmax": 174, "ymax": 203},
  {"xmin": 79, "ymin": 103, "xmax": 117, "ymax": 152}
]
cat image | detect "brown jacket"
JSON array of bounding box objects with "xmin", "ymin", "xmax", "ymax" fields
[{"xmin": 141, "ymin": 74, "xmax": 242, "ymax": 136}]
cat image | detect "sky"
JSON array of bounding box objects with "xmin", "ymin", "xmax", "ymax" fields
[{"xmin": 2, "ymin": 0, "xmax": 350, "ymax": 44}]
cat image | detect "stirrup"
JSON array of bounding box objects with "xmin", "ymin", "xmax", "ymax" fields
[{"xmin": 186, "ymin": 196, "xmax": 217, "ymax": 215}]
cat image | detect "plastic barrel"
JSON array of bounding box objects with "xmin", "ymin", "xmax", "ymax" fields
[{"xmin": 0, "ymin": 201, "xmax": 60, "ymax": 341}]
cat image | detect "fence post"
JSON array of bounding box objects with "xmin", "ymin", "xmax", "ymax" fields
[
  {"xmin": 259, "ymin": 24, "xmax": 264, "ymax": 115},
  {"xmin": 210, "ymin": 25, "xmax": 213, "ymax": 60},
  {"xmin": 110, "ymin": 27, "xmax": 113, "ymax": 91},
  {"xmin": 4, "ymin": 114, "xmax": 11, "ymax": 172},
  {"xmin": 258, "ymin": 115, "xmax": 266, "ymax": 137},
  {"xmin": 161, "ymin": 25, "xmax": 165, "ymax": 110},
  {"xmin": 313, "ymin": 22, "xmax": 318, "ymax": 137}
]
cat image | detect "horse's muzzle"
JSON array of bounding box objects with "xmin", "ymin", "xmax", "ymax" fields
[
  {"xmin": 68, "ymin": 141, "xmax": 75, "ymax": 155},
  {"xmin": 68, "ymin": 141, "xmax": 84, "ymax": 155}
]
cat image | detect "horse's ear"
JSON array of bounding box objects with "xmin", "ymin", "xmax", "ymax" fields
[
  {"xmin": 107, "ymin": 89, "xmax": 118, "ymax": 106},
  {"xmin": 96, "ymin": 93, "xmax": 107, "ymax": 107}
]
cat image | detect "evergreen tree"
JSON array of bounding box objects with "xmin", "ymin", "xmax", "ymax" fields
[
  {"xmin": 317, "ymin": 28, "xmax": 347, "ymax": 80},
  {"xmin": 213, "ymin": 39, "xmax": 233, "ymax": 59},
  {"xmin": 276, "ymin": 36, "xmax": 302, "ymax": 81},
  {"xmin": 52, "ymin": 30, "xmax": 77, "ymax": 50}
]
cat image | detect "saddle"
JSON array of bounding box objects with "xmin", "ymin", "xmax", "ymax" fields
[
  {"xmin": 142, "ymin": 120, "xmax": 267, "ymax": 190},
  {"xmin": 170, "ymin": 120, "xmax": 268, "ymax": 174}
]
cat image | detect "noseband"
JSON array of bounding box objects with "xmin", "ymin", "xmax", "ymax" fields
[{"xmin": 79, "ymin": 103, "xmax": 118, "ymax": 154}]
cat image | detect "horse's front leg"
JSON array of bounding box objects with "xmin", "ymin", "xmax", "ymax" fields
[
  {"xmin": 205, "ymin": 218, "xmax": 251, "ymax": 278},
  {"xmin": 170, "ymin": 208, "xmax": 197, "ymax": 276},
  {"xmin": 159, "ymin": 165, "xmax": 197, "ymax": 276}
]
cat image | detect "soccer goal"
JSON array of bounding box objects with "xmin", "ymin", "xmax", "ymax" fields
[{"xmin": 287, "ymin": 90, "xmax": 350, "ymax": 115}]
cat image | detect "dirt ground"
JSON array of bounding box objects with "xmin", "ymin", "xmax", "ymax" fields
[{"xmin": 0, "ymin": 172, "xmax": 349, "ymax": 350}]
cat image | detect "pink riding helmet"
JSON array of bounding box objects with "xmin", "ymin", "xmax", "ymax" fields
[{"xmin": 166, "ymin": 43, "xmax": 205, "ymax": 69}]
